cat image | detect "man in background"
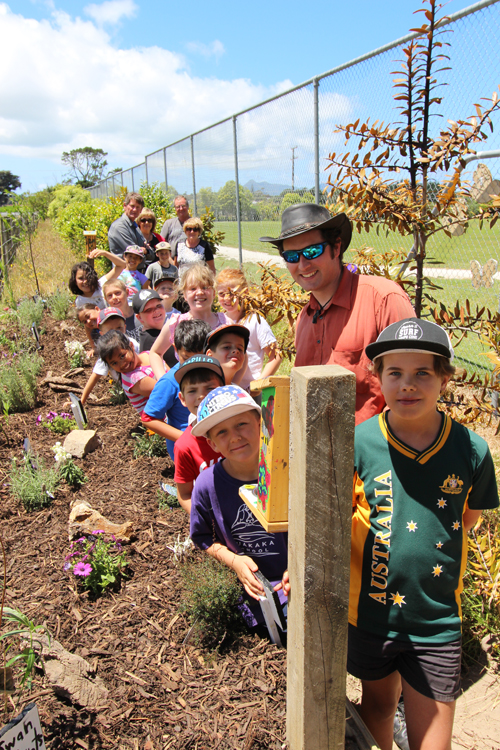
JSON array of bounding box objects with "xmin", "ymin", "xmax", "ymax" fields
[
  {"xmin": 108, "ymin": 192, "xmax": 146, "ymax": 257},
  {"xmin": 160, "ymin": 195, "xmax": 191, "ymax": 260}
]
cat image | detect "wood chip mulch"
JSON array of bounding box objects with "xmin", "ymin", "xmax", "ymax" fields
[{"xmin": 0, "ymin": 314, "xmax": 288, "ymax": 750}]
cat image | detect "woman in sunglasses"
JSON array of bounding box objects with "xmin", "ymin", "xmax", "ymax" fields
[
  {"xmin": 137, "ymin": 209, "xmax": 163, "ymax": 266},
  {"xmin": 173, "ymin": 217, "xmax": 216, "ymax": 275}
]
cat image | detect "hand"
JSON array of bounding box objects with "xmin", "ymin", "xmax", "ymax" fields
[
  {"xmin": 274, "ymin": 570, "xmax": 290, "ymax": 597},
  {"xmin": 232, "ymin": 556, "xmax": 264, "ymax": 601},
  {"xmin": 88, "ymin": 248, "xmax": 104, "ymax": 259}
]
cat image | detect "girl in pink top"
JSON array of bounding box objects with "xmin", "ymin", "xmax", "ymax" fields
[
  {"xmin": 149, "ymin": 264, "xmax": 227, "ymax": 381},
  {"xmin": 96, "ymin": 330, "xmax": 157, "ymax": 414}
]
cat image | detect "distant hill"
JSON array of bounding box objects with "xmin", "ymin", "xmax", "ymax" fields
[{"xmin": 244, "ymin": 180, "xmax": 291, "ymax": 196}]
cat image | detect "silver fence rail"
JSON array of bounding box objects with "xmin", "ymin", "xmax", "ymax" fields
[{"xmin": 90, "ymin": 0, "xmax": 500, "ymax": 369}]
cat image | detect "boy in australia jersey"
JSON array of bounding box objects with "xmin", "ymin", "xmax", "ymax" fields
[{"xmin": 348, "ymin": 318, "xmax": 499, "ymax": 750}]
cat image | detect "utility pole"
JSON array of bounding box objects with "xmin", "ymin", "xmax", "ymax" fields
[{"xmin": 291, "ymin": 146, "xmax": 298, "ymax": 192}]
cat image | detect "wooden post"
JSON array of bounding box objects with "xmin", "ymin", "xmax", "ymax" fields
[
  {"xmin": 287, "ymin": 365, "xmax": 355, "ymax": 750},
  {"xmin": 83, "ymin": 231, "xmax": 97, "ymax": 269}
]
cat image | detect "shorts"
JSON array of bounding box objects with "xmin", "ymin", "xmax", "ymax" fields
[{"xmin": 347, "ymin": 624, "xmax": 461, "ymax": 702}]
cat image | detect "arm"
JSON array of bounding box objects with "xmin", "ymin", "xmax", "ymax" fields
[
  {"xmin": 259, "ymin": 344, "xmax": 282, "ymax": 379},
  {"xmin": 130, "ymin": 375, "xmax": 156, "ymax": 399},
  {"xmin": 84, "ymin": 326, "xmax": 97, "ymax": 354},
  {"xmin": 463, "ymin": 509, "xmax": 482, "ymax": 532},
  {"xmin": 89, "ymin": 248, "xmax": 126, "ymax": 284},
  {"xmin": 140, "ymin": 413, "xmax": 183, "ymax": 442},
  {"xmin": 275, "ymin": 569, "xmax": 290, "ymax": 597},
  {"xmin": 176, "ymin": 481, "xmax": 193, "ymax": 514},
  {"xmin": 141, "ymin": 279, "xmax": 151, "ymax": 290},
  {"xmin": 205, "ymin": 542, "xmax": 264, "ymax": 601},
  {"xmin": 150, "ymin": 321, "xmax": 173, "ymax": 380},
  {"xmin": 207, "ymin": 259, "xmax": 216, "ymax": 274},
  {"xmin": 81, "ymin": 372, "xmax": 103, "ymax": 406}
]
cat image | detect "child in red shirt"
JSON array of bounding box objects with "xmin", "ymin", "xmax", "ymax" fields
[{"xmin": 173, "ymin": 356, "xmax": 225, "ymax": 514}]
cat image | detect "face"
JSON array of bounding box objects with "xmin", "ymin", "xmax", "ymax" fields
[
  {"xmin": 175, "ymin": 199, "xmax": 190, "ymax": 223},
  {"xmin": 104, "ymin": 285, "xmax": 127, "ymax": 308},
  {"xmin": 176, "ymin": 347, "xmax": 203, "ymax": 364},
  {"xmin": 75, "ymin": 269, "xmax": 92, "ymax": 293},
  {"xmin": 124, "ymin": 253, "xmax": 142, "ymax": 271},
  {"xmin": 282, "ymin": 228, "xmax": 341, "ymax": 300},
  {"xmin": 123, "ymin": 199, "xmax": 143, "ymax": 221},
  {"xmin": 138, "ymin": 217, "xmax": 154, "ymax": 235},
  {"xmin": 137, "ymin": 299, "xmax": 165, "ymax": 329},
  {"xmin": 99, "ymin": 318, "xmax": 126, "ymax": 335},
  {"xmin": 179, "ymin": 375, "xmax": 222, "ymax": 415},
  {"xmin": 207, "ymin": 411, "xmax": 261, "ymax": 466},
  {"xmin": 156, "ymin": 250, "xmax": 171, "ymax": 266},
  {"xmin": 378, "ymin": 352, "xmax": 451, "ymax": 425},
  {"xmin": 107, "ymin": 344, "xmax": 137, "ymax": 374},
  {"xmin": 184, "ymin": 282, "xmax": 214, "ymax": 312},
  {"xmin": 217, "ymin": 284, "xmax": 240, "ymax": 316},
  {"xmin": 207, "ymin": 333, "xmax": 245, "ymax": 372},
  {"xmin": 81, "ymin": 309, "xmax": 100, "ymax": 327}
]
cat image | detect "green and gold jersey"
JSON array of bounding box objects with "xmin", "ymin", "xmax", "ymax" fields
[{"xmin": 349, "ymin": 412, "xmax": 499, "ymax": 644}]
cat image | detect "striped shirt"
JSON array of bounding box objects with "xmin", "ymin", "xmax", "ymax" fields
[{"xmin": 121, "ymin": 364, "xmax": 155, "ymax": 414}]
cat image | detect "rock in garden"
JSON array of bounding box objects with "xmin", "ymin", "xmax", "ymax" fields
[
  {"xmin": 63, "ymin": 429, "xmax": 99, "ymax": 458},
  {"xmin": 69, "ymin": 499, "xmax": 134, "ymax": 542},
  {"xmin": 24, "ymin": 633, "xmax": 109, "ymax": 710}
]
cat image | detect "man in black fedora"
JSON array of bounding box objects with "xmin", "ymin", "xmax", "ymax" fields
[{"xmin": 260, "ymin": 204, "xmax": 414, "ymax": 424}]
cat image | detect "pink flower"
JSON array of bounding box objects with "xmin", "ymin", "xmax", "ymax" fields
[
  {"xmin": 92, "ymin": 530, "xmax": 105, "ymax": 535},
  {"xmin": 73, "ymin": 562, "xmax": 92, "ymax": 577},
  {"xmin": 36, "ymin": 415, "xmax": 42, "ymax": 424}
]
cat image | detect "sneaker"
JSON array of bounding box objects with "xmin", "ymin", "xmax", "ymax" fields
[{"xmin": 393, "ymin": 698, "xmax": 410, "ymax": 750}]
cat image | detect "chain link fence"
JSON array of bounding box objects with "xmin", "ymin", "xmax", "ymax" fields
[
  {"xmin": 0, "ymin": 213, "xmax": 22, "ymax": 290},
  {"xmin": 89, "ymin": 0, "xmax": 500, "ymax": 368}
]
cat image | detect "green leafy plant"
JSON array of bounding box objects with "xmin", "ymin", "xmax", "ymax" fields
[
  {"xmin": 37, "ymin": 410, "xmax": 77, "ymax": 435},
  {"xmin": 132, "ymin": 429, "xmax": 168, "ymax": 458},
  {"xmin": 0, "ymin": 350, "xmax": 43, "ymax": 413},
  {"xmin": 64, "ymin": 532, "xmax": 127, "ymax": 594},
  {"xmin": 15, "ymin": 297, "xmax": 45, "ymax": 331},
  {"xmin": 200, "ymin": 206, "xmax": 225, "ymax": 254},
  {"xmin": 47, "ymin": 287, "xmax": 73, "ymax": 320},
  {"xmin": 179, "ymin": 554, "xmax": 247, "ymax": 648},
  {"xmin": 9, "ymin": 453, "xmax": 59, "ymax": 511},
  {"xmin": 64, "ymin": 340, "xmax": 86, "ymax": 368},
  {"xmin": 139, "ymin": 181, "xmax": 173, "ymax": 226},
  {"xmin": 52, "ymin": 443, "xmax": 86, "ymax": 489},
  {"xmin": 158, "ymin": 487, "xmax": 180, "ymax": 510},
  {"xmin": 0, "ymin": 607, "xmax": 50, "ymax": 689},
  {"xmin": 109, "ymin": 379, "xmax": 127, "ymax": 404}
]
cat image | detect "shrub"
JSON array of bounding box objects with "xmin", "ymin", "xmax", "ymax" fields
[
  {"xmin": 52, "ymin": 443, "xmax": 87, "ymax": 489},
  {"xmin": 0, "ymin": 607, "xmax": 51, "ymax": 690},
  {"xmin": 64, "ymin": 340, "xmax": 86, "ymax": 368},
  {"xmin": 16, "ymin": 298, "xmax": 45, "ymax": 330},
  {"xmin": 109, "ymin": 380, "xmax": 127, "ymax": 404},
  {"xmin": 179, "ymin": 555, "xmax": 246, "ymax": 648},
  {"xmin": 158, "ymin": 486, "xmax": 180, "ymax": 510},
  {"xmin": 64, "ymin": 532, "xmax": 127, "ymax": 594},
  {"xmin": 47, "ymin": 288, "xmax": 73, "ymax": 320},
  {"xmin": 132, "ymin": 429, "xmax": 168, "ymax": 458},
  {"xmin": 10, "ymin": 453, "xmax": 59, "ymax": 511},
  {"xmin": 37, "ymin": 411, "xmax": 77, "ymax": 435},
  {"xmin": 0, "ymin": 351, "xmax": 43, "ymax": 413}
]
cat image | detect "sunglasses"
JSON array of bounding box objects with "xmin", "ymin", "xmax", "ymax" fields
[
  {"xmin": 140, "ymin": 218, "xmax": 153, "ymax": 224},
  {"xmin": 185, "ymin": 227, "xmax": 199, "ymax": 232},
  {"xmin": 281, "ymin": 241, "xmax": 329, "ymax": 264}
]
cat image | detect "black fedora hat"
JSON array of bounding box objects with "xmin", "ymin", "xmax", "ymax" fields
[{"xmin": 259, "ymin": 203, "xmax": 352, "ymax": 250}]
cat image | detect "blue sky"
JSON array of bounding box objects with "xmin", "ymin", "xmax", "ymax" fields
[{"xmin": 0, "ymin": 0, "xmax": 481, "ymax": 192}]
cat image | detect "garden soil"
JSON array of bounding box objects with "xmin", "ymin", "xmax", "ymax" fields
[{"xmin": 0, "ymin": 313, "xmax": 499, "ymax": 750}]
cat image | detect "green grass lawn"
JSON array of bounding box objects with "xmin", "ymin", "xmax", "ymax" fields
[{"xmin": 216, "ymin": 219, "xmax": 500, "ymax": 268}]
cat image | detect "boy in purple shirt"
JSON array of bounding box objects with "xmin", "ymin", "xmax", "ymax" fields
[{"xmin": 190, "ymin": 385, "xmax": 288, "ymax": 628}]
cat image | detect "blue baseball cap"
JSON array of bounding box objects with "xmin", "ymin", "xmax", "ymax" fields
[{"xmin": 191, "ymin": 385, "xmax": 261, "ymax": 438}]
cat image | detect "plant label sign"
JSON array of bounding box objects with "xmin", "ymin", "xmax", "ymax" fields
[
  {"xmin": 0, "ymin": 703, "xmax": 46, "ymax": 750},
  {"xmin": 69, "ymin": 392, "xmax": 87, "ymax": 430},
  {"xmin": 239, "ymin": 376, "xmax": 289, "ymax": 532}
]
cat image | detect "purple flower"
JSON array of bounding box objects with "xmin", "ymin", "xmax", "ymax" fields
[
  {"xmin": 36, "ymin": 415, "xmax": 42, "ymax": 424},
  {"xmin": 60, "ymin": 413, "xmax": 71, "ymax": 418},
  {"xmin": 73, "ymin": 562, "xmax": 92, "ymax": 577},
  {"xmin": 92, "ymin": 530, "xmax": 105, "ymax": 535},
  {"xmin": 63, "ymin": 561, "xmax": 72, "ymax": 571}
]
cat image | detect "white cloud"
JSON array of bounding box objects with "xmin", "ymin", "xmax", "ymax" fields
[
  {"xmin": 185, "ymin": 40, "xmax": 225, "ymax": 61},
  {"xmin": 84, "ymin": 0, "xmax": 137, "ymax": 26},
  {"xmin": 0, "ymin": 3, "xmax": 352, "ymax": 189}
]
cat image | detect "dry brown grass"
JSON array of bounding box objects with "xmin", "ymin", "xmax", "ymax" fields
[{"xmin": 6, "ymin": 219, "xmax": 79, "ymax": 301}]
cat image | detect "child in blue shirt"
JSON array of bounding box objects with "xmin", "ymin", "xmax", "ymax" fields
[{"xmin": 141, "ymin": 319, "xmax": 211, "ymax": 458}]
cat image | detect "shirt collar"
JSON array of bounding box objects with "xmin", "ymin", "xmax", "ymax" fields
[{"xmin": 305, "ymin": 267, "xmax": 354, "ymax": 316}]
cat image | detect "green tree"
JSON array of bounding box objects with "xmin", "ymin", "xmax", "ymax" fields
[
  {"xmin": 139, "ymin": 181, "xmax": 174, "ymax": 226},
  {"xmin": 279, "ymin": 190, "xmax": 315, "ymax": 214},
  {"xmin": 216, "ymin": 181, "xmax": 254, "ymax": 220},
  {"xmin": 0, "ymin": 171, "xmax": 21, "ymax": 205},
  {"xmin": 198, "ymin": 187, "xmax": 217, "ymax": 212},
  {"xmin": 47, "ymin": 185, "xmax": 90, "ymax": 221},
  {"xmin": 61, "ymin": 147, "xmax": 109, "ymax": 188}
]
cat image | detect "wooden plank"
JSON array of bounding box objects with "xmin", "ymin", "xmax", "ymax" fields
[{"xmin": 287, "ymin": 365, "xmax": 355, "ymax": 750}]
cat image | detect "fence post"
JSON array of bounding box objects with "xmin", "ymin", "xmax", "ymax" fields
[
  {"xmin": 163, "ymin": 147, "xmax": 168, "ymax": 195},
  {"xmin": 287, "ymin": 364, "xmax": 355, "ymax": 750},
  {"xmin": 131, "ymin": 169, "xmax": 135, "ymax": 193},
  {"xmin": 191, "ymin": 135, "xmax": 197, "ymax": 216},
  {"xmin": 0, "ymin": 216, "xmax": 8, "ymax": 280},
  {"xmin": 314, "ymin": 78, "xmax": 320, "ymax": 205},
  {"xmin": 233, "ymin": 115, "xmax": 243, "ymax": 267},
  {"xmin": 145, "ymin": 156, "xmax": 149, "ymax": 187}
]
